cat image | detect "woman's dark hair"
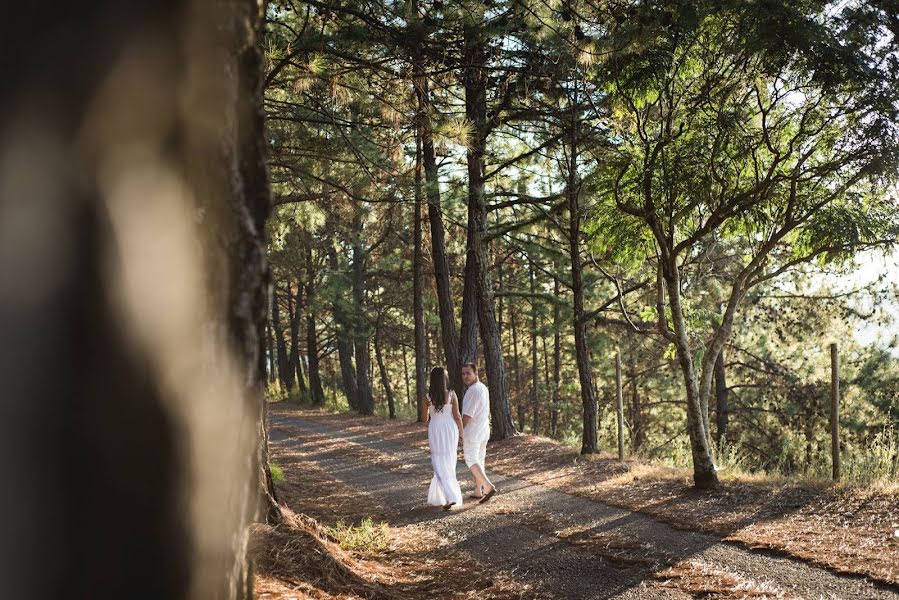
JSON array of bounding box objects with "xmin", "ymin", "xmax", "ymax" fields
[{"xmin": 428, "ymin": 367, "xmax": 450, "ymax": 412}]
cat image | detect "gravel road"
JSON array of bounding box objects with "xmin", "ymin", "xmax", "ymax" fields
[{"xmin": 269, "ymin": 414, "xmax": 899, "ymax": 600}]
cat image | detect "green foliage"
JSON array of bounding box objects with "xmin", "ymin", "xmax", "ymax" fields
[
  {"xmin": 261, "ymin": 0, "xmax": 899, "ymax": 487},
  {"xmin": 269, "ymin": 463, "xmax": 285, "ymax": 484}
]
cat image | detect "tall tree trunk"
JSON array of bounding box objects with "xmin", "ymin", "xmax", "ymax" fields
[
  {"xmin": 306, "ymin": 314, "xmax": 325, "ymax": 405},
  {"xmin": 267, "ymin": 321, "xmax": 276, "ymax": 384},
  {"xmin": 459, "ymin": 241, "xmax": 480, "ymax": 369},
  {"xmin": 510, "ymin": 293, "xmax": 524, "ymax": 430},
  {"xmin": 374, "ymin": 325, "xmax": 396, "ymax": 419},
  {"xmin": 413, "ymin": 55, "xmax": 463, "ymax": 398},
  {"xmin": 660, "ymin": 261, "xmax": 718, "ymax": 488},
  {"xmin": 296, "ymin": 355, "xmax": 308, "ymax": 400},
  {"xmin": 294, "ymin": 283, "xmax": 307, "ymax": 399},
  {"xmin": 402, "ymin": 343, "xmax": 412, "ymax": 406},
  {"xmin": 714, "ymin": 348, "xmax": 728, "ymax": 444},
  {"xmin": 413, "ymin": 138, "xmax": 429, "ymax": 421},
  {"xmin": 285, "ymin": 283, "xmax": 300, "ymax": 393},
  {"xmin": 529, "ymin": 259, "xmax": 540, "ymax": 435},
  {"xmin": 303, "ymin": 239, "xmax": 326, "ymax": 405},
  {"xmin": 497, "ymin": 261, "xmax": 505, "ymax": 332},
  {"xmin": 551, "ymin": 277, "xmax": 562, "ymax": 438},
  {"xmin": 567, "ymin": 98, "xmax": 598, "ymax": 455},
  {"xmin": 463, "ymin": 23, "xmax": 515, "ymax": 440},
  {"xmin": 234, "ymin": 0, "xmax": 283, "ymax": 538},
  {"xmin": 327, "ymin": 242, "xmax": 358, "ymax": 408},
  {"xmin": 629, "ymin": 349, "xmax": 645, "ymax": 451},
  {"xmin": 271, "ymin": 286, "xmax": 290, "ymax": 392},
  {"xmin": 542, "ymin": 330, "xmax": 551, "ymax": 432},
  {"xmin": 350, "ymin": 208, "xmax": 374, "ymax": 415}
]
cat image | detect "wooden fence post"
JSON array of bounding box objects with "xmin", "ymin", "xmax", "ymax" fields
[
  {"xmin": 830, "ymin": 342, "xmax": 840, "ymax": 482},
  {"xmin": 616, "ymin": 349, "xmax": 625, "ymax": 461}
]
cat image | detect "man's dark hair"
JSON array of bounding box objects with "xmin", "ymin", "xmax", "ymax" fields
[{"xmin": 462, "ymin": 362, "xmax": 478, "ymax": 374}]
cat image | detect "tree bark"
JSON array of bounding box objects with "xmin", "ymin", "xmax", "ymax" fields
[
  {"xmin": 463, "ymin": 23, "xmax": 515, "ymax": 440},
  {"xmin": 497, "ymin": 261, "xmax": 505, "ymax": 332},
  {"xmin": 296, "ymin": 355, "xmax": 308, "ymax": 400},
  {"xmin": 233, "ymin": 0, "xmax": 284, "ymax": 535},
  {"xmin": 402, "ymin": 344, "xmax": 412, "ymax": 406},
  {"xmin": 660, "ymin": 259, "xmax": 719, "ymax": 488},
  {"xmin": 542, "ymin": 329, "xmax": 551, "ymax": 432},
  {"xmin": 459, "ymin": 241, "xmax": 480, "ymax": 370},
  {"xmin": 306, "ymin": 314, "xmax": 325, "ymax": 405}
]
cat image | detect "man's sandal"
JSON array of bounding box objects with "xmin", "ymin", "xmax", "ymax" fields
[{"xmin": 478, "ymin": 488, "xmax": 496, "ymax": 504}]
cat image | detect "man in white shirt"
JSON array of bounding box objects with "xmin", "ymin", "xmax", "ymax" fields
[{"xmin": 461, "ymin": 362, "xmax": 496, "ymax": 503}]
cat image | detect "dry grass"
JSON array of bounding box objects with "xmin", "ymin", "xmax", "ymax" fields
[
  {"xmin": 656, "ymin": 560, "xmax": 802, "ymax": 599},
  {"xmin": 252, "ymin": 509, "xmax": 396, "ymax": 599},
  {"xmin": 272, "ymin": 404, "xmax": 899, "ymax": 588}
]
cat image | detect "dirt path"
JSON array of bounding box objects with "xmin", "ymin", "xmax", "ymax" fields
[{"xmin": 269, "ymin": 413, "xmax": 899, "ymax": 599}]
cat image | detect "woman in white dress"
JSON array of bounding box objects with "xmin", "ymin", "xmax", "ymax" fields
[{"xmin": 425, "ymin": 367, "xmax": 464, "ymax": 510}]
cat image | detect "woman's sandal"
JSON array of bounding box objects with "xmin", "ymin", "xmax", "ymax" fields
[{"xmin": 442, "ymin": 501, "xmax": 456, "ymax": 511}]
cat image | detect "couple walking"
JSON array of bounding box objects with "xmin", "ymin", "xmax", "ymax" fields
[{"xmin": 424, "ymin": 362, "xmax": 497, "ymax": 510}]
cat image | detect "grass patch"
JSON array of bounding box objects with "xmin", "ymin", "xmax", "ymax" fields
[
  {"xmin": 269, "ymin": 462, "xmax": 284, "ymax": 484},
  {"xmin": 327, "ymin": 518, "xmax": 392, "ymax": 555}
]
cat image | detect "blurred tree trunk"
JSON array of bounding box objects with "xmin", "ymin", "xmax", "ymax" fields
[{"xmin": 0, "ymin": 0, "xmax": 279, "ymax": 598}]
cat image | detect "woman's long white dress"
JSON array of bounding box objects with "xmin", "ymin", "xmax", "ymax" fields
[{"xmin": 427, "ymin": 392, "xmax": 463, "ymax": 507}]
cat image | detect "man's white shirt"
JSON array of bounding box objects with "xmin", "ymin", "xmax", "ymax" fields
[{"xmin": 462, "ymin": 380, "xmax": 490, "ymax": 442}]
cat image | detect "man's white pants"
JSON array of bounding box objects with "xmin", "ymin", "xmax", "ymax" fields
[{"xmin": 463, "ymin": 437, "xmax": 488, "ymax": 469}]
